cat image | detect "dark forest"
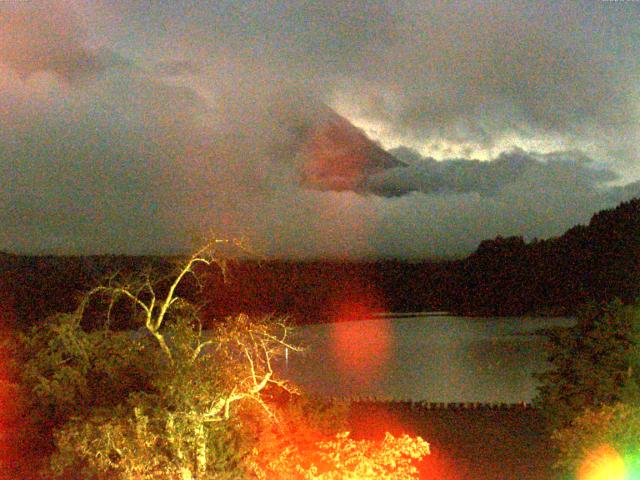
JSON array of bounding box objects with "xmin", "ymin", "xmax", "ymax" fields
[{"xmin": 3, "ymin": 197, "xmax": 639, "ymax": 327}]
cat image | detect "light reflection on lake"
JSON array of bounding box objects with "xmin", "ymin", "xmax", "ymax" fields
[{"xmin": 278, "ymin": 315, "xmax": 575, "ymax": 403}]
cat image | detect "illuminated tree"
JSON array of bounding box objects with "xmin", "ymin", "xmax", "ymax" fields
[
  {"xmin": 19, "ymin": 240, "xmax": 300, "ymax": 480},
  {"xmin": 250, "ymin": 431, "xmax": 430, "ymax": 479},
  {"xmin": 18, "ymin": 239, "xmax": 432, "ymax": 479}
]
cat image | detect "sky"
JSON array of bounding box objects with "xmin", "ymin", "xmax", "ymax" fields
[{"xmin": 1, "ymin": 0, "xmax": 639, "ymax": 258}]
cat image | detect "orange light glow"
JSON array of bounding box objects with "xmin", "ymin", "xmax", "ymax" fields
[
  {"xmin": 0, "ymin": 278, "xmax": 16, "ymax": 475},
  {"xmin": 348, "ymin": 405, "xmax": 461, "ymax": 480},
  {"xmin": 578, "ymin": 444, "xmax": 626, "ymax": 480},
  {"xmin": 420, "ymin": 445, "xmax": 463, "ymax": 480},
  {"xmin": 329, "ymin": 300, "xmax": 392, "ymax": 386}
]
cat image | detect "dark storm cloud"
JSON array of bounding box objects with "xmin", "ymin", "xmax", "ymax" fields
[
  {"xmin": 363, "ymin": 148, "xmax": 618, "ymax": 198},
  {"xmin": 324, "ymin": 1, "xmax": 640, "ymax": 163},
  {"xmin": 101, "ymin": 0, "xmax": 640, "ymax": 167}
]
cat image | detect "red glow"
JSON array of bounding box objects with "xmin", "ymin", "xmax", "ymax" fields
[
  {"xmin": 355, "ymin": 408, "xmax": 461, "ymax": 480},
  {"xmin": 0, "ymin": 278, "xmax": 16, "ymax": 475},
  {"xmin": 329, "ymin": 300, "xmax": 392, "ymax": 386},
  {"xmin": 350, "ymin": 404, "xmax": 412, "ymax": 437},
  {"xmin": 348, "ymin": 405, "xmax": 453, "ymax": 479},
  {"xmin": 419, "ymin": 445, "xmax": 464, "ymax": 480}
]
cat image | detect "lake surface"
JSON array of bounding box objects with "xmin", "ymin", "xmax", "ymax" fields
[{"xmin": 278, "ymin": 315, "xmax": 575, "ymax": 403}]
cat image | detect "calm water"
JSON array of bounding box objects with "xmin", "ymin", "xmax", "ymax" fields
[{"xmin": 279, "ymin": 315, "xmax": 575, "ymax": 403}]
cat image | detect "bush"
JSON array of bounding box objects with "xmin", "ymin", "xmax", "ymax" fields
[
  {"xmin": 535, "ymin": 300, "xmax": 640, "ymax": 431},
  {"xmin": 552, "ymin": 402, "xmax": 640, "ymax": 479}
]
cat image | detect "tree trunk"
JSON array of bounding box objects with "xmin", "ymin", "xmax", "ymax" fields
[{"xmin": 195, "ymin": 422, "xmax": 207, "ymax": 478}]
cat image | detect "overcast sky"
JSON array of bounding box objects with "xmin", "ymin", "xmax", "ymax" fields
[{"xmin": 1, "ymin": 0, "xmax": 639, "ymax": 258}]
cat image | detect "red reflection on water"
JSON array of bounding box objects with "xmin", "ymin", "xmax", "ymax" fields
[{"xmin": 329, "ymin": 300, "xmax": 392, "ymax": 386}]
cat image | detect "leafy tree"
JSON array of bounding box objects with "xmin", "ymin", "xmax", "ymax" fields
[
  {"xmin": 250, "ymin": 431, "xmax": 430, "ymax": 479},
  {"xmin": 534, "ymin": 300, "xmax": 640, "ymax": 478},
  {"xmin": 534, "ymin": 299, "xmax": 640, "ymax": 431},
  {"xmin": 16, "ymin": 240, "xmax": 431, "ymax": 479},
  {"xmin": 18, "ymin": 240, "xmax": 300, "ymax": 480},
  {"xmin": 551, "ymin": 402, "xmax": 640, "ymax": 479}
]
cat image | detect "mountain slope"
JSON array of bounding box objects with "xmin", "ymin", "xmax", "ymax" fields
[
  {"xmin": 296, "ymin": 106, "xmax": 404, "ymax": 191},
  {"xmin": 449, "ymin": 197, "xmax": 640, "ymax": 315}
]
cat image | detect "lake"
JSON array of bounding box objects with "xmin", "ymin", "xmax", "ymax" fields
[{"xmin": 278, "ymin": 314, "xmax": 575, "ymax": 403}]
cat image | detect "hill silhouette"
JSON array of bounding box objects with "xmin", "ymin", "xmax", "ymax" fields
[
  {"xmin": 2, "ymin": 197, "xmax": 640, "ymax": 326},
  {"xmin": 448, "ymin": 197, "xmax": 640, "ymax": 315}
]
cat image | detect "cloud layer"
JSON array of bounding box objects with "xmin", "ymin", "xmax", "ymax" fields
[
  {"xmin": 364, "ymin": 148, "xmax": 618, "ymax": 197},
  {"xmin": 0, "ymin": 1, "xmax": 639, "ymax": 258}
]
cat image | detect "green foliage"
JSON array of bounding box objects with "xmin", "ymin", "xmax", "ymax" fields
[
  {"xmin": 551, "ymin": 402, "xmax": 640, "ymax": 478},
  {"xmin": 30, "ymin": 314, "xmax": 296, "ymax": 479},
  {"xmin": 535, "ymin": 299, "xmax": 640, "ymax": 431},
  {"xmin": 48, "ymin": 401, "xmax": 248, "ymax": 479},
  {"xmin": 534, "ymin": 299, "xmax": 640, "ymax": 478},
  {"xmin": 18, "ymin": 246, "xmax": 299, "ymax": 480},
  {"xmin": 19, "ymin": 313, "xmax": 153, "ymax": 426}
]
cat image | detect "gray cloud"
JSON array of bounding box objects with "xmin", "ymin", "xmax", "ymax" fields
[
  {"xmin": 325, "ymin": 2, "xmax": 640, "ymax": 164},
  {"xmin": 363, "ymin": 148, "xmax": 618, "ymax": 197},
  {"xmin": 0, "ymin": 60, "xmax": 634, "ymax": 258},
  {"xmin": 0, "ymin": 1, "xmax": 113, "ymax": 80},
  {"xmin": 153, "ymin": 60, "xmax": 202, "ymax": 77},
  {"xmin": 1, "ymin": 1, "xmax": 639, "ymax": 258},
  {"xmin": 107, "ymin": 0, "xmax": 638, "ymax": 168}
]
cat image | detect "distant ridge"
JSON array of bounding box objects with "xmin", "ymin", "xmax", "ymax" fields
[
  {"xmin": 2, "ymin": 197, "xmax": 640, "ymax": 325},
  {"xmin": 448, "ymin": 197, "xmax": 640, "ymax": 315}
]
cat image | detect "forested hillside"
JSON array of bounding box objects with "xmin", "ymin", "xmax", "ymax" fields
[
  {"xmin": 2, "ymin": 198, "xmax": 640, "ymax": 325},
  {"xmin": 449, "ymin": 197, "xmax": 640, "ymax": 315}
]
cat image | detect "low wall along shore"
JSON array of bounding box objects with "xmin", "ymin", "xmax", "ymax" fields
[{"xmin": 333, "ymin": 398, "xmax": 534, "ymax": 411}]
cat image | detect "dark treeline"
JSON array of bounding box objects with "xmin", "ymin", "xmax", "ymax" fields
[
  {"xmin": 448, "ymin": 197, "xmax": 640, "ymax": 315},
  {"xmin": 0, "ymin": 253, "xmax": 450, "ymax": 326},
  {"xmin": 2, "ymin": 197, "xmax": 640, "ymax": 326}
]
